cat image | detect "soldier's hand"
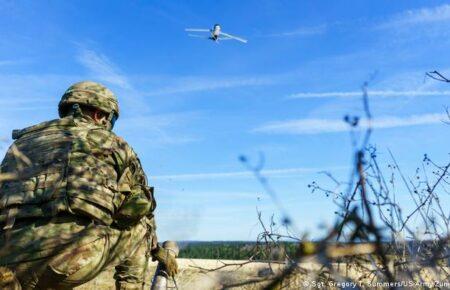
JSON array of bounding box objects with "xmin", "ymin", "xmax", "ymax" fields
[{"xmin": 152, "ymin": 247, "xmax": 178, "ymax": 277}]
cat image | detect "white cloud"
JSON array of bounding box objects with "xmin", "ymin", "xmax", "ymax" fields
[
  {"xmin": 264, "ymin": 24, "xmax": 327, "ymax": 37},
  {"xmin": 0, "ymin": 60, "xmax": 20, "ymax": 66},
  {"xmin": 254, "ymin": 113, "xmax": 447, "ymax": 135},
  {"xmin": 379, "ymin": 4, "xmax": 450, "ymax": 29},
  {"xmin": 145, "ymin": 76, "xmax": 276, "ymax": 96},
  {"xmin": 116, "ymin": 112, "xmax": 200, "ymax": 145},
  {"xmin": 77, "ymin": 49, "xmax": 131, "ymax": 89},
  {"xmin": 128, "ymin": 68, "xmax": 299, "ymax": 97},
  {"xmin": 75, "ymin": 49, "xmax": 204, "ymax": 146},
  {"xmin": 157, "ymin": 189, "xmax": 260, "ymax": 201},
  {"xmin": 0, "ymin": 74, "xmax": 79, "ymax": 119},
  {"xmin": 153, "ymin": 166, "xmax": 346, "ymax": 180},
  {"xmin": 288, "ymin": 90, "xmax": 450, "ymax": 99}
]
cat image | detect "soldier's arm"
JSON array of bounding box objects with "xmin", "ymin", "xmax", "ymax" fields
[
  {"xmin": 128, "ymin": 154, "xmax": 159, "ymax": 252},
  {"xmin": 112, "ymin": 137, "xmax": 156, "ymax": 226},
  {"xmin": 112, "ymin": 138, "xmax": 160, "ymax": 288},
  {"xmin": 125, "ymin": 151, "xmax": 159, "ymax": 252}
]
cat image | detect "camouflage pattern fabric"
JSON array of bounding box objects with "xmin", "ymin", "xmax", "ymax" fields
[
  {"xmin": 0, "ymin": 215, "xmax": 154, "ymax": 289},
  {"xmin": 58, "ymin": 81, "xmax": 120, "ymax": 118},
  {"xmin": 0, "ymin": 115, "xmax": 154, "ymax": 226},
  {"xmin": 0, "ymin": 266, "xmax": 21, "ymax": 289},
  {"xmin": 0, "ymin": 100, "xmax": 158, "ymax": 289}
]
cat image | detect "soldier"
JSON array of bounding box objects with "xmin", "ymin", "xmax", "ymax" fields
[{"xmin": 0, "ymin": 81, "xmax": 177, "ymax": 289}]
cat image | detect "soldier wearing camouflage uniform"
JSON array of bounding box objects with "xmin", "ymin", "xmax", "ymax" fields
[{"xmin": 0, "ymin": 81, "xmax": 177, "ymax": 289}]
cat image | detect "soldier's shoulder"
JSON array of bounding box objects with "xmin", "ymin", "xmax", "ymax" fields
[
  {"xmin": 112, "ymin": 134, "xmax": 127, "ymax": 145},
  {"xmin": 109, "ymin": 134, "xmax": 143, "ymax": 172},
  {"xmin": 111, "ymin": 133, "xmax": 130, "ymax": 149},
  {"xmin": 110, "ymin": 133, "xmax": 140, "ymax": 158},
  {"xmin": 12, "ymin": 118, "xmax": 73, "ymax": 140}
]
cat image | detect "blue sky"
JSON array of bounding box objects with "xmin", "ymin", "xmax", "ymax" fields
[{"xmin": 1, "ymin": 1, "xmax": 450, "ymax": 241}]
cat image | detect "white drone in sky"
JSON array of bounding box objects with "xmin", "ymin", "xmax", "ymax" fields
[{"xmin": 185, "ymin": 24, "xmax": 248, "ymax": 43}]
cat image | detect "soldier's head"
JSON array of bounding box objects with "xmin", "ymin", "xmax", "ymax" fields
[{"xmin": 58, "ymin": 81, "xmax": 119, "ymax": 130}]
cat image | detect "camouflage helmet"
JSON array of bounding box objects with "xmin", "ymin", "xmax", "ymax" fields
[{"xmin": 58, "ymin": 81, "xmax": 119, "ymax": 119}]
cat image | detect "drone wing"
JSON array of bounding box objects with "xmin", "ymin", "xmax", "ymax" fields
[
  {"xmin": 188, "ymin": 34, "xmax": 210, "ymax": 39},
  {"xmin": 220, "ymin": 32, "xmax": 248, "ymax": 43},
  {"xmin": 185, "ymin": 28, "xmax": 210, "ymax": 32}
]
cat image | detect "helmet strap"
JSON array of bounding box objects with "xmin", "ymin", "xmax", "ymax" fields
[
  {"xmin": 106, "ymin": 111, "xmax": 116, "ymax": 130},
  {"xmin": 71, "ymin": 103, "xmax": 83, "ymax": 118},
  {"xmin": 107, "ymin": 111, "xmax": 114, "ymax": 122}
]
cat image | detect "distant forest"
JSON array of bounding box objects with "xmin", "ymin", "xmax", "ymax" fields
[
  {"xmin": 177, "ymin": 240, "xmax": 432, "ymax": 260},
  {"xmin": 178, "ymin": 241, "xmax": 298, "ymax": 260}
]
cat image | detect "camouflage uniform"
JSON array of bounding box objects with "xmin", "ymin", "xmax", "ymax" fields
[{"xmin": 0, "ymin": 81, "xmax": 158, "ymax": 289}]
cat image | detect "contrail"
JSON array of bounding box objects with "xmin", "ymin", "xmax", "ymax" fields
[
  {"xmin": 255, "ymin": 113, "xmax": 448, "ymax": 135},
  {"xmin": 288, "ymin": 90, "xmax": 450, "ymax": 99}
]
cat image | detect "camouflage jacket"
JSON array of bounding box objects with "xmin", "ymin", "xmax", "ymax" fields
[{"xmin": 0, "ymin": 115, "xmax": 156, "ymax": 233}]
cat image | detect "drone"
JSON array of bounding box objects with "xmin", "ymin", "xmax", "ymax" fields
[{"xmin": 185, "ymin": 24, "xmax": 248, "ymax": 43}]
